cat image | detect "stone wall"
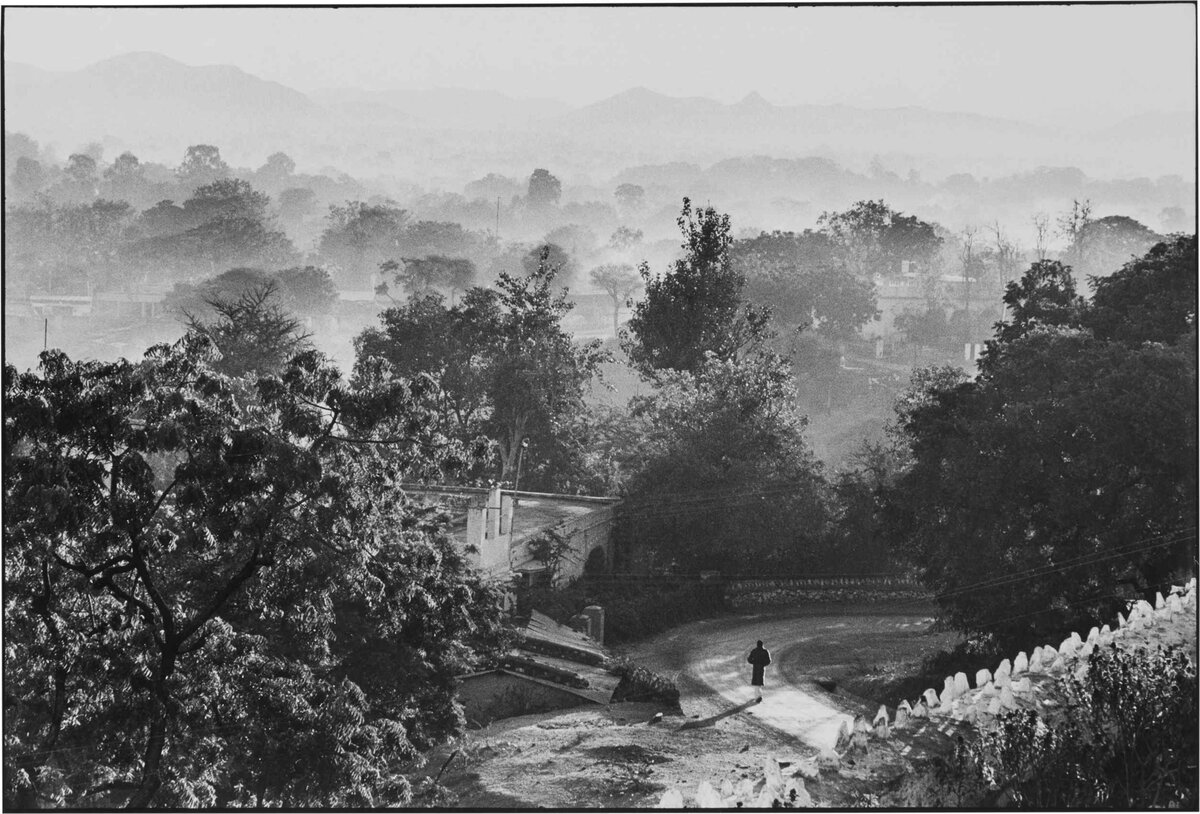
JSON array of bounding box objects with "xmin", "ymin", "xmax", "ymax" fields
[
  {"xmin": 832, "ymin": 578, "xmax": 1198, "ymax": 753},
  {"xmin": 457, "ymin": 669, "xmax": 594, "ymax": 728},
  {"xmin": 725, "ymin": 575, "xmax": 929, "ymax": 609}
]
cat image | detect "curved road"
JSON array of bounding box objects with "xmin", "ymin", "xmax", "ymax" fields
[{"xmin": 630, "ymin": 606, "xmax": 945, "ymax": 751}]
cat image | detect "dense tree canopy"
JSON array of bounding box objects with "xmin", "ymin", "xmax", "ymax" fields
[
  {"xmin": 817, "ymin": 199, "xmax": 943, "ymax": 279},
  {"xmin": 354, "ymin": 256, "xmax": 609, "ymax": 488},
  {"xmin": 885, "ymin": 243, "xmax": 1198, "ymax": 646},
  {"xmin": 3, "ymin": 337, "xmax": 505, "ymax": 808},
  {"xmin": 184, "ymin": 284, "xmax": 313, "ymax": 378},
  {"xmin": 1086, "ymin": 234, "xmax": 1196, "ymax": 345},
  {"xmin": 732, "ymin": 229, "xmax": 878, "ymax": 336},
  {"xmin": 5, "ymin": 200, "xmax": 136, "ymax": 294},
  {"xmin": 176, "ymin": 144, "xmax": 230, "ymax": 190},
  {"xmin": 1073, "ymin": 215, "xmax": 1163, "ymax": 281},
  {"xmin": 624, "ymin": 199, "xmax": 768, "ymax": 377},
  {"xmin": 527, "ymin": 169, "xmax": 562, "ymax": 209},
  {"xmin": 317, "ymin": 201, "xmax": 410, "ymax": 288},
  {"xmin": 617, "ymin": 351, "xmax": 832, "ymax": 574}
]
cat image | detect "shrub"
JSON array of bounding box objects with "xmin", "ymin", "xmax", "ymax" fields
[
  {"xmin": 607, "ymin": 658, "xmax": 681, "ymax": 710},
  {"xmin": 914, "ymin": 645, "xmax": 1197, "ymax": 807}
]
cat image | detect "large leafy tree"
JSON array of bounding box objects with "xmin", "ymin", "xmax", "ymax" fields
[
  {"xmin": 166, "ymin": 266, "xmax": 337, "ymax": 321},
  {"xmin": 886, "ymin": 248, "xmax": 1197, "ymax": 646},
  {"xmin": 176, "ymin": 144, "xmax": 230, "ymax": 190},
  {"xmin": 354, "ymin": 253, "xmax": 609, "ymax": 487},
  {"xmin": 1072, "ymin": 215, "xmax": 1163, "ymax": 281},
  {"xmin": 526, "ymin": 169, "xmax": 561, "ymax": 209},
  {"xmin": 184, "ymin": 284, "xmax": 312, "ymax": 378},
  {"xmin": 317, "ymin": 201, "xmax": 410, "ymax": 287},
  {"xmin": 732, "ymin": 229, "xmax": 877, "ymax": 336},
  {"xmin": 487, "ymin": 258, "xmax": 609, "ymax": 481},
  {"xmin": 379, "ymin": 255, "xmax": 477, "ymax": 300},
  {"xmin": 624, "ymin": 198, "xmax": 768, "ymax": 376},
  {"xmin": 988, "ymin": 259, "xmax": 1086, "ymax": 348},
  {"xmin": 1086, "ymin": 234, "xmax": 1196, "ymax": 345},
  {"xmin": 180, "ymin": 179, "xmax": 271, "ymax": 229},
  {"xmin": 3, "ymin": 337, "xmax": 504, "ymax": 808},
  {"xmin": 354, "ymin": 291, "xmax": 498, "ymax": 448},
  {"xmin": 589, "ymin": 263, "xmax": 642, "ymax": 337},
  {"xmin": 817, "ymin": 199, "xmax": 942, "ymax": 279},
  {"xmin": 126, "ymin": 181, "xmax": 297, "ymax": 282},
  {"xmin": 617, "ymin": 351, "xmax": 832, "ymax": 573}
]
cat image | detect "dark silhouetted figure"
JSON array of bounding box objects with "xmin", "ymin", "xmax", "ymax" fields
[{"xmin": 747, "ymin": 640, "xmax": 771, "ymax": 701}]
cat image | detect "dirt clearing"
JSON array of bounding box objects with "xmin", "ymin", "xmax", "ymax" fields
[{"xmin": 420, "ymin": 603, "xmax": 961, "ymax": 807}]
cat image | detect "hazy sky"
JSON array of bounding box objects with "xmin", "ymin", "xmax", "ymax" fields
[{"xmin": 5, "ymin": 4, "xmax": 1195, "ymax": 128}]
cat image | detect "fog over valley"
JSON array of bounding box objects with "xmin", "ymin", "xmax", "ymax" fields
[{"xmin": 3, "ymin": 9, "xmax": 1198, "ymax": 807}]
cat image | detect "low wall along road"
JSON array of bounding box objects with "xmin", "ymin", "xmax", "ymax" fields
[{"xmin": 723, "ymin": 574, "xmax": 929, "ymax": 609}]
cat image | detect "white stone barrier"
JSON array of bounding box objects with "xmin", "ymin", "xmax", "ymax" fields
[{"xmin": 1013, "ymin": 651, "xmax": 1028, "ymax": 674}]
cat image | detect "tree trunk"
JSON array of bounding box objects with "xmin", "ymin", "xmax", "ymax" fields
[{"xmin": 127, "ymin": 699, "xmax": 168, "ymax": 808}]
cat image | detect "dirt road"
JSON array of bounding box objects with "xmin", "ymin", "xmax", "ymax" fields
[
  {"xmin": 629, "ymin": 604, "xmax": 951, "ymax": 750},
  {"xmin": 434, "ymin": 603, "xmax": 957, "ymax": 807}
]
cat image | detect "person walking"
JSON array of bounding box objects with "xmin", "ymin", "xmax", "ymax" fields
[{"xmin": 747, "ymin": 640, "xmax": 771, "ymax": 701}]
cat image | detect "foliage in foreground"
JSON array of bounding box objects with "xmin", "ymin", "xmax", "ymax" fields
[
  {"xmin": 909, "ymin": 645, "xmax": 1197, "ymax": 808},
  {"xmin": 3, "ymin": 337, "xmax": 505, "ymax": 808}
]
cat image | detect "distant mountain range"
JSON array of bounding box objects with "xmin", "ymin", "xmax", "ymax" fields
[{"xmin": 4, "ymin": 51, "xmax": 1194, "ymax": 184}]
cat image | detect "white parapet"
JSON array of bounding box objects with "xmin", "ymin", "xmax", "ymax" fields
[{"xmin": 942, "ymin": 675, "xmax": 957, "ymax": 701}]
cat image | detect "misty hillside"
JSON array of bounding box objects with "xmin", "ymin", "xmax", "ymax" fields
[
  {"xmin": 309, "ymin": 87, "xmax": 570, "ymax": 130},
  {"xmin": 4, "ymin": 51, "xmax": 1193, "ymax": 185},
  {"xmin": 5, "ymin": 53, "xmax": 318, "ymax": 148}
]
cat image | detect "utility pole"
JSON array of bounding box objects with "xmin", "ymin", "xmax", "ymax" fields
[
  {"xmin": 43, "ymin": 318, "xmax": 48, "ymax": 351},
  {"xmin": 495, "ymin": 196, "xmax": 501, "ymax": 239}
]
